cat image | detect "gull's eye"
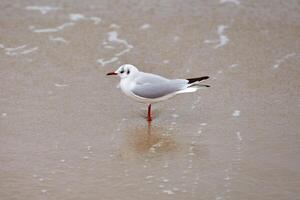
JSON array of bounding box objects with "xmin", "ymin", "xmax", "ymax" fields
[
  {"xmin": 127, "ymin": 70, "xmax": 130, "ymax": 75},
  {"xmin": 120, "ymin": 69, "xmax": 124, "ymax": 74}
]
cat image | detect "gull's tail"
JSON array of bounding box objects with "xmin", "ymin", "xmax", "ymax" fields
[
  {"xmin": 187, "ymin": 76, "xmax": 209, "ymax": 84},
  {"xmin": 187, "ymin": 76, "xmax": 210, "ymax": 88},
  {"xmin": 177, "ymin": 76, "xmax": 210, "ymax": 94}
]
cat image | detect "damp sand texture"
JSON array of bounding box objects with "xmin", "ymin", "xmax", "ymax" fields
[{"xmin": 0, "ymin": 0, "xmax": 300, "ymax": 200}]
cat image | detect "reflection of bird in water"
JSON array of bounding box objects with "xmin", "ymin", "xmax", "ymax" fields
[
  {"xmin": 123, "ymin": 123, "xmax": 177, "ymax": 155},
  {"xmin": 107, "ymin": 64, "xmax": 210, "ymax": 121}
]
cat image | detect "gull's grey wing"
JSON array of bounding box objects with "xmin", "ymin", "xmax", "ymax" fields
[{"xmin": 131, "ymin": 72, "xmax": 188, "ymax": 99}]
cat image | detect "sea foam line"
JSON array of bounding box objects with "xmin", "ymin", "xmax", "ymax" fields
[
  {"xmin": 204, "ymin": 25, "xmax": 229, "ymax": 49},
  {"xmin": 220, "ymin": 0, "xmax": 240, "ymax": 5},
  {"xmin": 273, "ymin": 53, "xmax": 296, "ymax": 69},
  {"xmin": 97, "ymin": 31, "xmax": 133, "ymax": 66},
  {"xmin": 49, "ymin": 36, "xmax": 69, "ymax": 44},
  {"xmin": 69, "ymin": 13, "xmax": 102, "ymax": 24},
  {"xmin": 32, "ymin": 22, "xmax": 75, "ymax": 33},
  {"xmin": 25, "ymin": 6, "xmax": 60, "ymax": 15},
  {"xmin": 3, "ymin": 45, "xmax": 38, "ymax": 56}
]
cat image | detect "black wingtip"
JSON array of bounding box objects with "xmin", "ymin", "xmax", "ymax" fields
[{"xmin": 187, "ymin": 76, "xmax": 210, "ymax": 84}]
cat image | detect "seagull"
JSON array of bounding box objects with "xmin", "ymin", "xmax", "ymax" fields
[{"xmin": 106, "ymin": 64, "xmax": 210, "ymax": 121}]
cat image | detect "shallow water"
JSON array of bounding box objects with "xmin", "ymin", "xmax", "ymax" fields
[{"xmin": 0, "ymin": 0, "xmax": 299, "ymax": 199}]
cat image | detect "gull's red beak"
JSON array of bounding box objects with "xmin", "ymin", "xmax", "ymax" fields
[{"xmin": 106, "ymin": 72, "xmax": 117, "ymax": 76}]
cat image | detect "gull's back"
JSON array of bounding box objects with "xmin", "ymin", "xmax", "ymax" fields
[{"xmin": 131, "ymin": 71, "xmax": 187, "ymax": 99}]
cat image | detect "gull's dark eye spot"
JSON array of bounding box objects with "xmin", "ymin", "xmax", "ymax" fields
[
  {"xmin": 120, "ymin": 69, "xmax": 124, "ymax": 74},
  {"xmin": 127, "ymin": 70, "xmax": 130, "ymax": 75}
]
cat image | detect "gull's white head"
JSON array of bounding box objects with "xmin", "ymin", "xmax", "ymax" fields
[{"xmin": 107, "ymin": 64, "xmax": 139, "ymax": 79}]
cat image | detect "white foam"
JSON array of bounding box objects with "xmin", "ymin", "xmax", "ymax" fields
[
  {"xmin": 236, "ymin": 131, "xmax": 242, "ymax": 141},
  {"xmin": 0, "ymin": 44, "xmax": 4, "ymax": 48},
  {"xmin": 215, "ymin": 25, "xmax": 229, "ymax": 48},
  {"xmin": 34, "ymin": 28, "xmax": 58, "ymax": 33},
  {"xmin": 49, "ymin": 36, "xmax": 68, "ymax": 43},
  {"xmin": 115, "ymin": 48, "xmax": 130, "ymax": 56},
  {"xmin": 163, "ymin": 60, "xmax": 170, "ymax": 64},
  {"xmin": 25, "ymin": 6, "xmax": 60, "ymax": 15},
  {"xmin": 5, "ymin": 45, "xmax": 27, "ymax": 52},
  {"xmin": 273, "ymin": 63, "xmax": 280, "ymax": 68},
  {"xmin": 110, "ymin": 24, "xmax": 120, "ymax": 29},
  {"xmin": 69, "ymin": 13, "xmax": 102, "ymax": 25},
  {"xmin": 273, "ymin": 53, "xmax": 296, "ymax": 69},
  {"xmin": 172, "ymin": 114, "xmax": 179, "ymax": 118},
  {"xmin": 107, "ymin": 31, "xmax": 133, "ymax": 48},
  {"xmin": 140, "ymin": 24, "xmax": 150, "ymax": 30},
  {"xmin": 69, "ymin": 13, "xmax": 85, "ymax": 21},
  {"xmin": 204, "ymin": 25, "xmax": 229, "ymax": 49},
  {"xmin": 163, "ymin": 190, "xmax": 175, "ymax": 195},
  {"xmin": 204, "ymin": 39, "xmax": 218, "ymax": 44},
  {"xmin": 218, "ymin": 35, "xmax": 229, "ymax": 48},
  {"xmin": 1, "ymin": 113, "xmax": 7, "ymax": 117},
  {"xmin": 20, "ymin": 47, "xmax": 38, "ymax": 55},
  {"xmin": 5, "ymin": 45, "xmax": 38, "ymax": 56},
  {"xmin": 104, "ymin": 45, "xmax": 115, "ymax": 49},
  {"xmin": 41, "ymin": 189, "xmax": 48, "ymax": 193},
  {"xmin": 145, "ymin": 175, "xmax": 154, "ymax": 179},
  {"xmin": 200, "ymin": 123, "xmax": 207, "ymax": 126},
  {"xmin": 162, "ymin": 178, "xmax": 169, "ymax": 183},
  {"xmin": 97, "ymin": 57, "xmax": 119, "ymax": 66},
  {"xmin": 54, "ymin": 83, "xmax": 68, "ymax": 87},
  {"xmin": 97, "ymin": 31, "xmax": 133, "ymax": 66},
  {"xmin": 90, "ymin": 17, "xmax": 102, "ymax": 24},
  {"xmin": 220, "ymin": 0, "xmax": 240, "ymax": 5},
  {"xmin": 33, "ymin": 22, "xmax": 74, "ymax": 33},
  {"xmin": 229, "ymin": 64, "xmax": 238, "ymax": 68},
  {"xmin": 232, "ymin": 110, "xmax": 240, "ymax": 117},
  {"xmin": 57, "ymin": 22, "xmax": 75, "ymax": 30}
]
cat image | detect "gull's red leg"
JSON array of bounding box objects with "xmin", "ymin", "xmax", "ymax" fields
[{"xmin": 147, "ymin": 104, "xmax": 152, "ymax": 121}]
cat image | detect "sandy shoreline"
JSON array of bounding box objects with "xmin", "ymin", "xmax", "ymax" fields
[{"xmin": 0, "ymin": 0, "xmax": 299, "ymax": 199}]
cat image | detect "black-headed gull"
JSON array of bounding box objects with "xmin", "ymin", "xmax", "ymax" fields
[{"xmin": 107, "ymin": 64, "xmax": 210, "ymax": 121}]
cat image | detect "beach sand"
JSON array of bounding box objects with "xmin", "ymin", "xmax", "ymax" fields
[{"xmin": 0, "ymin": 0, "xmax": 299, "ymax": 199}]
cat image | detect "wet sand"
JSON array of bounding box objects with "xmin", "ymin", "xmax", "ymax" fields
[{"xmin": 0, "ymin": 0, "xmax": 300, "ymax": 199}]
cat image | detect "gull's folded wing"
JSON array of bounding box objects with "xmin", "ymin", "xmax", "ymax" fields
[{"xmin": 131, "ymin": 72, "xmax": 187, "ymax": 99}]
